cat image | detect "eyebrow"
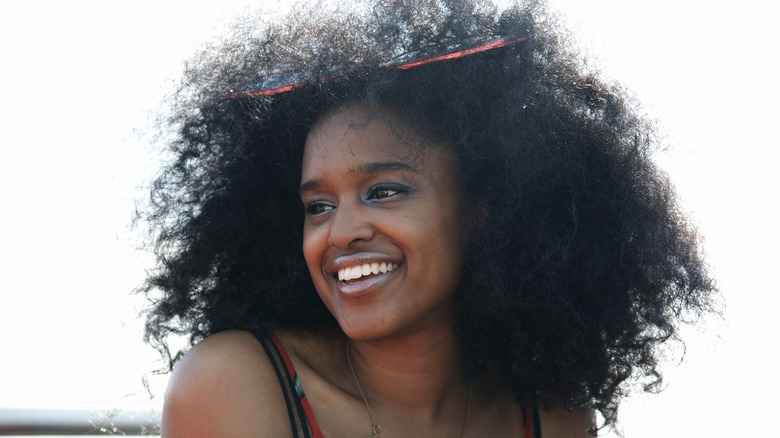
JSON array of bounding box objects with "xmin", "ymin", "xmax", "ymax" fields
[{"xmin": 299, "ymin": 161, "xmax": 417, "ymax": 195}]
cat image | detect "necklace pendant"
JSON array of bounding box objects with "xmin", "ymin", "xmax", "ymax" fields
[{"xmin": 365, "ymin": 425, "xmax": 381, "ymax": 438}]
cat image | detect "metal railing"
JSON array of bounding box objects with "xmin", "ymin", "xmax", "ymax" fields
[{"xmin": 0, "ymin": 409, "xmax": 160, "ymax": 435}]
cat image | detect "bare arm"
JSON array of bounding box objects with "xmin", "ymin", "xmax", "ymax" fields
[{"xmin": 162, "ymin": 330, "xmax": 291, "ymax": 438}]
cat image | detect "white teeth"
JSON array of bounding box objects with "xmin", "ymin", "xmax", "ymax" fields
[{"xmin": 339, "ymin": 262, "xmax": 398, "ymax": 281}]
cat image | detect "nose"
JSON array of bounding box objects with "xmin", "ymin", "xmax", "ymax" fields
[{"xmin": 327, "ymin": 201, "xmax": 374, "ymax": 248}]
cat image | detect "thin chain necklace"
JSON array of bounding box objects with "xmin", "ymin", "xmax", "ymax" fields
[{"xmin": 345, "ymin": 340, "xmax": 472, "ymax": 438}]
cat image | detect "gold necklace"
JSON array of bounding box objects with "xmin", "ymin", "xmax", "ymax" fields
[{"xmin": 345, "ymin": 340, "xmax": 472, "ymax": 438}]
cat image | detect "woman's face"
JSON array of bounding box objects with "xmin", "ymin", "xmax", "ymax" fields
[{"xmin": 300, "ymin": 104, "xmax": 473, "ymax": 341}]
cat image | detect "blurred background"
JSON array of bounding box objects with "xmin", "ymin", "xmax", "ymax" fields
[{"xmin": 1, "ymin": 0, "xmax": 777, "ymax": 436}]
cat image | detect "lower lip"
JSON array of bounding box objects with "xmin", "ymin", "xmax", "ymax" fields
[{"xmin": 336, "ymin": 269, "xmax": 397, "ymax": 297}]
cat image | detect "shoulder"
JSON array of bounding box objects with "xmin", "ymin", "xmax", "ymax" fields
[{"xmin": 161, "ymin": 330, "xmax": 291, "ymax": 438}]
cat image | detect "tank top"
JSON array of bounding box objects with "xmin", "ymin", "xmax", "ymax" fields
[{"xmin": 251, "ymin": 329, "xmax": 542, "ymax": 438}]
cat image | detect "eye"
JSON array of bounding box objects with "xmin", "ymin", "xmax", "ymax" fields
[
  {"xmin": 305, "ymin": 201, "xmax": 335, "ymax": 216},
  {"xmin": 367, "ymin": 184, "xmax": 408, "ymax": 200}
]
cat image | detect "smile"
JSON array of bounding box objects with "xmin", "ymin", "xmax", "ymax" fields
[{"xmin": 338, "ymin": 262, "xmax": 399, "ymax": 282}]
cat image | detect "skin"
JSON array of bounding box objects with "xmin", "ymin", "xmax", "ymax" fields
[{"xmin": 162, "ymin": 104, "xmax": 594, "ymax": 437}]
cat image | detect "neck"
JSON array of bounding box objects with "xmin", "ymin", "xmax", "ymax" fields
[{"xmin": 346, "ymin": 328, "xmax": 468, "ymax": 420}]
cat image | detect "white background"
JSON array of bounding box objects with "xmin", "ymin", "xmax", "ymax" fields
[{"xmin": 1, "ymin": 1, "xmax": 778, "ymax": 436}]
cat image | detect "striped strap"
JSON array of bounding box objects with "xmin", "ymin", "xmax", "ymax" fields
[
  {"xmin": 253, "ymin": 330, "xmax": 312, "ymax": 438},
  {"xmin": 523, "ymin": 405, "xmax": 542, "ymax": 438}
]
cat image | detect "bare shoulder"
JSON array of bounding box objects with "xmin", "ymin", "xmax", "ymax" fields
[
  {"xmin": 162, "ymin": 330, "xmax": 291, "ymax": 438},
  {"xmin": 537, "ymin": 404, "xmax": 596, "ymax": 438}
]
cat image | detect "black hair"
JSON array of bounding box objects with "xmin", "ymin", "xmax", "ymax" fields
[{"xmin": 139, "ymin": 0, "xmax": 717, "ymax": 429}]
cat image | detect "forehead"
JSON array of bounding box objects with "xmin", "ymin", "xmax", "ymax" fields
[{"xmin": 302, "ymin": 104, "xmax": 441, "ymax": 178}]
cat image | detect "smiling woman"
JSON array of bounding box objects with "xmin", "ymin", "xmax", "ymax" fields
[{"xmin": 139, "ymin": 0, "xmax": 717, "ymax": 436}]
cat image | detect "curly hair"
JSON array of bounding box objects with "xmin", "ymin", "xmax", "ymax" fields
[{"xmin": 140, "ymin": 0, "xmax": 716, "ymax": 428}]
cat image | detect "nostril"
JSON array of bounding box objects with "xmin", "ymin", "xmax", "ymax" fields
[{"xmin": 324, "ymin": 201, "xmax": 376, "ymax": 249}]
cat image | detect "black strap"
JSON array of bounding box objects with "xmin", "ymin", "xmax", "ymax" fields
[
  {"xmin": 251, "ymin": 329, "xmax": 311, "ymax": 438},
  {"xmin": 531, "ymin": 406, "xmax": 542, "ymax": 438}
]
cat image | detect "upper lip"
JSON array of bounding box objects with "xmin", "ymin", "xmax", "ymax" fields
[{"xmin": 328, "ymin": 252, "xmax": 401, "ymax": 277}]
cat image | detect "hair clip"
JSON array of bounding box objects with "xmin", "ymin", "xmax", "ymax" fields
[{"xmin": 222, "ymin": 33, "xmax": 530, "ymax": 100}]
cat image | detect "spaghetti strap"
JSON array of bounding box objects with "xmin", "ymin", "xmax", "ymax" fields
[
  {"xmin": 251, "ymin": 328, "xmax": 325, "ymax": 438},
  {"xmin": 523, "ymin": 405, "xmax": 543, "ymax": 438}
]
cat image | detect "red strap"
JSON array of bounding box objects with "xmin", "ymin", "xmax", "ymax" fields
[{"xmin": 268, "ymin": 333, "xmax": 325, "ymax": 438}]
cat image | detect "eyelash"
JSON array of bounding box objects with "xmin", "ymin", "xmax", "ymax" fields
[
  {"xmin": 304, "ymin": 184, "xmax": 410, "ymax": 217},
  {"xmin": 305, "ymin": 201, "xmax": 335, "ymax": 216},
  {"xmin": 367, "ymin": 183, "xmax": 407, "ymax": 200}
]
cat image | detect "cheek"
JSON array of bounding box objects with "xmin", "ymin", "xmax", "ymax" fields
[
  {"xmin": 302, "ymin": 225, "xmax": 323, "ymax": 275},
  {"xmin": 404, "ymin": 212, "xmax": 466, "ymax": 269},
  {"xmin": 428, "ymin": 210, "xmax": 473, "ymax": 275}
]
